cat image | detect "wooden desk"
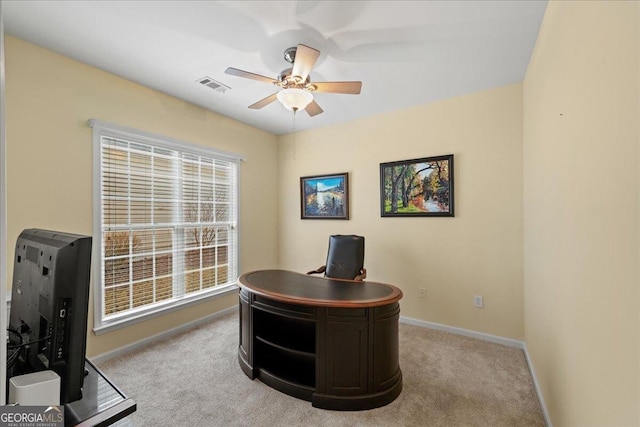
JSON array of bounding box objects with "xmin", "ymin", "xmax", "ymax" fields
[{"xmin": 238, "ymin": 270, "xmax": 403, "ymax": 411}]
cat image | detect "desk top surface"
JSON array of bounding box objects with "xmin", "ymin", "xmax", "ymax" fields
[{"xmin": 238, "ymin": 269, "xmax": 403, "ymax": 308}]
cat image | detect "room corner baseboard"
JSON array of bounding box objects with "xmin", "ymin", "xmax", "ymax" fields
[
  {"xmin": 523, "ymin": 343, "xmax": 553, "ymax": 427},
  {"xmin": 399, "ymin": 316, "xmax": 551, "ymax": 427},
  {"xmin": 90, "ymin": 306, "xmax": 237, "ymax": 365},
  {"xmin": 399, "ymin": 316, "xmax": 525, "ymax": 348}
]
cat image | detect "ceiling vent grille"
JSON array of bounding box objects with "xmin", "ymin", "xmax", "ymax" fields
[{"xmin": 196, "ymin": 76, "xmax": 230, "ymax": 93}]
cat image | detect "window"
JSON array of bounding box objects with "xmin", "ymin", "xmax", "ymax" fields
[{"xmin": 90, "ymin": 120, "xmax": 240, "ymax": 333}]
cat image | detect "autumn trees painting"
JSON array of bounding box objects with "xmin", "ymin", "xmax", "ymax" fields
[{"xmin": 380, "ymin": 155, "xmax": 454, "ymax": 217}]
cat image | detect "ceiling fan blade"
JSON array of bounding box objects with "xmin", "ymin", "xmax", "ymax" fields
[
  {"xmin": 225, "ymin": 67, "xmax": 276, "ymax": 84},
  {"xmin": 249, "ymin": 93, "xmax": 278, "ymax": 109},
  {"xmin": 305, "ymin": 100, "xmax": 324, "ymax": 117},
  {"xmin": 292, "ymin": 44, "xmax": 320, "ymax": 81},
  {"xmin": 314, "ymin": 81, "xmax": 362, "ymax": 94}
]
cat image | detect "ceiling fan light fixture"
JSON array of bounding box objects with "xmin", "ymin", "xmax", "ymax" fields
[{"xmin": 277, "ymin": 88, "xmax": 313, "ymax": 112}]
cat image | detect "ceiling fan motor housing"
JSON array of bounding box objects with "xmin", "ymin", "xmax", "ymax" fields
[
  {"xmin": 283, "ymin": 46, "xmax": 297, "ymax": 64},
  {"xmin": 277, "ymin": 68, "xmax": 316, "ymax": 91}
]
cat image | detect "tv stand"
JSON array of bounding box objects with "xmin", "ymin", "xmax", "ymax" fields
[
  {"xmin": 238, "ymin": 270, "xmax": 403, "ymax": 411},
  {"xmin": 65, "ymin": 359, "xmax": 136, "ymax": 426}
]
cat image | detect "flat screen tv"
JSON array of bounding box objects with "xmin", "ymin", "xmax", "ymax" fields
[{"xmin": 7, "ymin": 229, "xmax": 92, "ymax": 404}]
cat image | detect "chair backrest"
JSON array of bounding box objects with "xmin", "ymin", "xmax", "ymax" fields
[{"xmin": 324, "ymin": 235, "xmax": 365, "ymax": 280}]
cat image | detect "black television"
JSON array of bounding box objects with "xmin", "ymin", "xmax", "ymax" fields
[{"xmin": 7, "ymin": 229, "xmax": 92, "ymax": 404}]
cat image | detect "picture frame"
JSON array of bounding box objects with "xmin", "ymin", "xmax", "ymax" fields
[
  {"xmin": 380, "ymin": 154, "xmax": 454, "ymax": 217},
  {"xmin": 300, "ymin": 172, "xmax": 349, "ymax": 219}
]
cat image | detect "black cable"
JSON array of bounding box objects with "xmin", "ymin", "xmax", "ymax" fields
[
  {"xmin": 7, "ymin": 348, "xmax": 19, "ymax": 361},
  {"xmin": 7, "ymin": 328, "xmax": 24, "ymax": 371},
  {"xmin": 7, "ymin": 328, "xmax": 22, "ymax": 344},
  {"xmin": 7, "ymin": 335, "xmax": 52, "ymax": 350},
  {"xmin": 7, "ymin": 348, "xmax": 20, "ymax": 368}
]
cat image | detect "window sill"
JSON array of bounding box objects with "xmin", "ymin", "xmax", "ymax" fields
[{"xmin": 93, "ymin": 284, "xmax": 238, "ymax": 335}]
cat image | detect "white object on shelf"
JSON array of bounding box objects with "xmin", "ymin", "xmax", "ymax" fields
[{"xmin": 8, "ymin": 370, "xmax": 60, "ymax": 405}]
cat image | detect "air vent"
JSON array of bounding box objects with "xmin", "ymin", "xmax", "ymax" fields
[{"xmin": 196, "ymin": 76, "xmax": 230, "ymax": 93}]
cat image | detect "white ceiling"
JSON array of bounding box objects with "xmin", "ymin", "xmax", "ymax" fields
[{"xmin": 3, "ymin": 1, "xmax": 547, "ymax": 136}]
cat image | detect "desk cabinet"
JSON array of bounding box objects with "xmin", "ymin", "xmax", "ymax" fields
[{"xmin": 238, "ymin": 270, "xmax": 403, "ymax": 411}]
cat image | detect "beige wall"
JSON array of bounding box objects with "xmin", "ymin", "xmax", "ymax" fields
[
  {"xmin": 523, "ymin": 1, "xmax": 640, "ymax": 426},
  {"xmin": 277, "ymin": 84, "xmax": 524, "ymax": 340},
  {"xmin": 8, "ymin": 2, "xmax": 640, "ymax": 421},
  {"xmin": 5, "ymin": 36, "xmax": 279, "ymax": 357}
]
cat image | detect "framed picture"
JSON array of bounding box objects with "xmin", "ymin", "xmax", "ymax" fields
[
  {"xmin": 380, "ymin": 154, "xmax": 454, "ymax": 217},
  {"xmin": 300, "ymin": 173, "xmax": 349, "ymax": 219}
]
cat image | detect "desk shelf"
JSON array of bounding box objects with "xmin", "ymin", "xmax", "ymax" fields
[
  {"xmin": 255, "ymin": 336, "xmax": 315, "ymax": 361},
  {"xmin": 253, "ymin": 307, "xmax": 316, "ymax": 393},
  {"xmin": 253, "ymin": 309, "xmax": 315, "ymax": 354},
  {"xmin": 256, "ymin": 339, "xmax": 315, "ymax": 389}
]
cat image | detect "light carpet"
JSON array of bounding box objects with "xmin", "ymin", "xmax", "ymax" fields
[{"xmin": 98, "ymin": 312, "xmax": 544, "ymax": 426}]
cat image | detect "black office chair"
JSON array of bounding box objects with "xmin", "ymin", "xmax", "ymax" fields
[{"xmin": 307, "ymin": 235, "xmax": 367, "ymax": 281}]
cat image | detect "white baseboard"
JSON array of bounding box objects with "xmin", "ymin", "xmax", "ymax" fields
[
  {"xmin": 399, "ymin": 316, "xmax": 525, "ymax": 348},
  {"xmin": 90, "ymin": 305, "xmax": 237, "ymax": 365},
  {"xmin": 523, "ymin": 343, "xmax": 553, "ymax": 427},
  {"xmin": 400, "ymin": 316, "xmax": 551, "ymax": 427}
]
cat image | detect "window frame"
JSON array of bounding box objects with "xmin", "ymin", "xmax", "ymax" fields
[{"xmin": 89, "ymin": 119, "xmax": 242, "ymax": 334}]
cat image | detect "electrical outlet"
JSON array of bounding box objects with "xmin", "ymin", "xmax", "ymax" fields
[
  {"xmin": 474, "ymin": 295, "xmax": 484, "ymax": 308},
  {"xmin": 419, "ymin": 288, "xmax": 427, "ymax": 298}
]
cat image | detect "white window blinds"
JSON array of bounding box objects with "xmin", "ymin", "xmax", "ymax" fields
[{"xmin": 90, "ymin": 120, "xmax": 240, "ymax": 332}]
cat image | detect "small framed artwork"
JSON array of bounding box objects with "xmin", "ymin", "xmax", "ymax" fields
[
  {"xmin": 380, "ymin": 154, "xmax": 454, "ymax": 217},
  {"xmin": 300, "ymin": 173, "xmax": 349, "ymax": 219}
]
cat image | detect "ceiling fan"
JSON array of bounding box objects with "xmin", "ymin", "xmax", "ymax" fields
[{"xmin": 225, "ymin": 44, "xmax": 362, "ymax": 117}]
